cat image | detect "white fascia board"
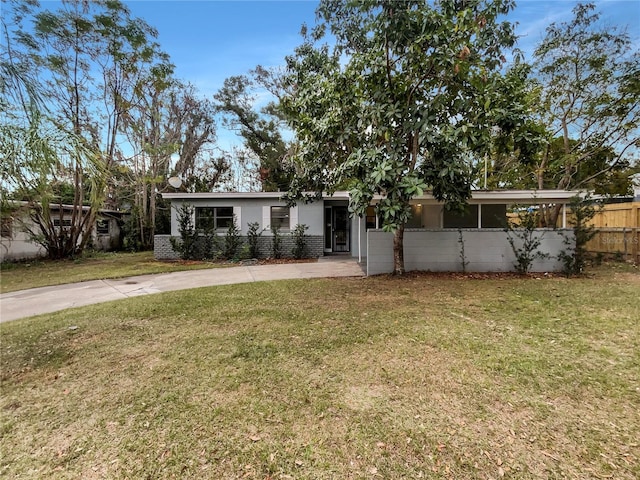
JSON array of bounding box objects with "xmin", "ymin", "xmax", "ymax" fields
[
  {"xmin": 161, "ymin": 191, "xmax": 286, "ymax": 200},
  {"xmin": 468, "ymin": 190, "xmax": 586, "ymax": 203},
  {"xmin": 162, "ymin": 189, "xmax": 588, "ymax": 204},
  {"xmin": 162, "ymin": 191, "xmax": 352, "ymax": 201},
  {"xmin": 369, "ymin": 189, "xmax": 588, "ymax": 204}
]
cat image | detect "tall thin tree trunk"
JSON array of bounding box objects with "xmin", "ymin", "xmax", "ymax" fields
[
  {"xmin": 148, "ymin": 187, "xmax": 157, "ymax": 248},
  {"xmin": 538, "ymin": 144, "xmax": 549, "ymax": 190},
  {"xmin": 393, "ymin": 224, "xmax": 405, "ymax": 275}
]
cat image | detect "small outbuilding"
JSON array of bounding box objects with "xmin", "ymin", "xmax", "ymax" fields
[{"xmin": 1, "ymin": 202, "xmax": 125, "ymax": 262}]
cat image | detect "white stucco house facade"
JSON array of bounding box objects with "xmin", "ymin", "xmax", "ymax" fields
[{"xmin": 155, "ymin": 189, "xmax": 579, "ymax": 275}]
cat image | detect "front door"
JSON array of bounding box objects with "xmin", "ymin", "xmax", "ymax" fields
[{"xmin": 324, "ymin": 205, "xmax": 350, "ymax": 253}]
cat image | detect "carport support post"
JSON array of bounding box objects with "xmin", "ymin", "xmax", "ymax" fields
[
  {"xmin": 358, "ymin": 216, "xmax": 362, "ymax": 263},
  {"xmin": 562, "ymin": 204, "xmax": 567, "ymax": 229}
]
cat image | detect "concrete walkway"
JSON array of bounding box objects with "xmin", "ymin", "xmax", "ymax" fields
[{"xmin": 0, "ymin": 257, "xmax": 365, "ymax": 323}]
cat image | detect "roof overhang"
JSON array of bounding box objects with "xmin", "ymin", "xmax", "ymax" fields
[
  {"xmin": 161, "ymin": 189, "xmax": 587, "ymax": 204},
  {"xmin": 3, "ymin": 200, "xmax": 126, "ymax": 214},
  {"xmin": 413, "ymin": 189, "xmax": 585, "ymax": 204},
  {"xmin": 162, "ymin": 191, "xmax": 286, "ymax": 200},
  {"xmin": 161, "ymin": 191, "xmax": 352, "ymax": 201}
]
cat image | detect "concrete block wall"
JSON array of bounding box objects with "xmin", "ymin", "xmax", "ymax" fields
[
  {"xmin": 154, "ymin": 234, "xmax": 323, "ymax": 260},
  {"xmin": 254, "ymin": 235, "xmax": 324, "ymax": 259},
  {"xmin": 154, "ymin": 235, "xmax": 178, "ymax": 260},
  {"xmin": 367, "ymin": 229, "xmax": 574, "ymax": 275}
]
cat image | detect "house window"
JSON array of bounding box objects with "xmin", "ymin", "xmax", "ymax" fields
[
  {"xmin": 365, "ymin": 206, "xmax": 377, "ymax": 229},
  {"xmin": 443, "ymin": 205, "xmax": 479, "ymax": 228},
  {"xmin": 96, "ymin": 219, "xmax": 109, "ymax": 235},
  {"xmin": 53, "ymin": 219, "xmax": 73, "ymax": 227},
  {"xmin": 1, "ymin": 217, "xmax": 12, "ymax": 238},
  {"xmin": 405, "ymin": 204, "xmax": 423, "ymax": 228},
  {"xmin": 270, "ymin": 206, "xmax": 289, "ymax": 230},
  {"xmin": 195, "ymin": 206, "xmax": 234, "ymax": 231},
  {"xmin": 481, "ymin": 204, "xmax": 507, "ymax": 228}
]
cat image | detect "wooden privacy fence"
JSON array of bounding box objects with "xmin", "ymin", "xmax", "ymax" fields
[{"xmin": 585, "ymin": 202, "xmax": 639, "ymax": 263}]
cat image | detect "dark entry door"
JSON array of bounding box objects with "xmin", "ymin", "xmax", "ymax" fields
[
  {"xmin": 333, "ymin": 206, "xmax": 349, "ymax": 252},
  {"xmin": 325, "ymin": 206, "xmax": 349, "ymax": 253}
]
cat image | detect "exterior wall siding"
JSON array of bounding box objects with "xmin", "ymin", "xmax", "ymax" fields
[
  {"xmin": 170, "ymin": 198, "xmax": 324, "ymax": 237},
  {"xmin": 0, "ymin": 233, "xmax": 46, "ymax": 262},
  {"xmin": 154, "ymin": 234, "xmax": 324, "ymax": 261},
  {"xmin": 2, "ymin": 213, "xmax": 122, "ymax": 262},
  {"xmin": 367, "ymin": 229, "xmax": 574, "ymax": 275}
]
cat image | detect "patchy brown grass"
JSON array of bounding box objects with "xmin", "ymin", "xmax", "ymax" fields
[
  {"xmin": 0, "ymin": 251, "xmax": 232, "ymax": 293},
  {"xmin": 0, "ymin": 251, "xmax": 319, "ymax": 294},
  {"xmin": 1, "ymin": 266, "xmax": 639, "ymax": 479}
]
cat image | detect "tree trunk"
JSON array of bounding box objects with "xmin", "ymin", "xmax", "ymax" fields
[
  {"xmin": 547, "ymin": 203, "xmax": 563, "ymax": 229},
  {"xmin": 538, "ymin": 144, "xmax": 549, "ymax": 190},
  {"xmin": 393, "ymin": 224, "xmax": 405, "ymax": 275}
]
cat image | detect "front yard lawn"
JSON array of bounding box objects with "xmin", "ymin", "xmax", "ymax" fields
[{"xmin": 1, "ymin": 267, "xmax": 638, "ymax": 478}]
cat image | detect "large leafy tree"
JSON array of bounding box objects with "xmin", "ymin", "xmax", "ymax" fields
[
  {"xmin": 2, "ymin": 0, "xmax": 168, "ymax": 258},
  {"xmin": 533, "ymin": 2, "xmax": 639, "ymax": 225},
  {"xmin": 214, "ymin": 69, "xmax": 294, "ymax": 192},
  {"xmin": 282, "ymin": 0, "xmax": 520, "ymax": 274}
]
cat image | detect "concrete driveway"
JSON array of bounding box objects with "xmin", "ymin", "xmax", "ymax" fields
[{"xmin": 0, "ymin": 257, "xmax": 365, "ymax": 323}]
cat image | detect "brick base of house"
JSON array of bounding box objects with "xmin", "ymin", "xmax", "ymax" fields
[{"xmin": 154, "ymin": 234, "xmax": 324, "ymax": 261}]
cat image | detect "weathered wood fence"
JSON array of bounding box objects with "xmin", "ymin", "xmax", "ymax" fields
[{"xmin": 586, "ymin": 202, "xmax": 639, "ymax": 263}]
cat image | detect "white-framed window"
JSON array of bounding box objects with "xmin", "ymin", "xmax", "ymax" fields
[
  {"xmin": 270, "ymin": 206, "xmax": 290, "ymax": 230},
  {"xmin": 195, "ymin": 206, "xmax": 234, "ymax": 231},
  {"xmin": 263, "ymin": 205, "xmax": 297, "ymax": 231}
]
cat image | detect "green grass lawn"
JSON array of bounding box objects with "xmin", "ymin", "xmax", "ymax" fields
[
  {"xmin": 1, "ymin": 267, "xmax": 639, "ymax": 479},
  {"xmin": 0, "ymin": 251, "xmax": 225, "ymax": 294}
]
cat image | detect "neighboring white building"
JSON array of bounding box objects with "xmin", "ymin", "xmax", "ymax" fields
[
  {"xmin": 1, "ymin": 203, "xmax": 125, "ymax": 262},
  {"xmin": 157, "ymin": 189, "xmax": 580, "ymax": 274}
]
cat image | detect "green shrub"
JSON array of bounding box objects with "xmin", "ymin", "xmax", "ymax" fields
[
  {"xmin": 558, "ymin": 195, "xmax": 599, "ymax": 276},
  {"xmin": 247, "ymin": 222, "xmax": 262, "ymax": 258},
  {"xmin": 200, "ymin": 225, "xmax": 220, "ymax": 260},
  {"xmin": 506, "ymin": 209, "xmax": 549, "ymax": 274},
  {"xmin": 223, "ymin": 218, "xmax": 242, "ymax": 260},
  {"xmin": 291, "ymin": 224, "xmax": 309, "ymax": 259},
  {"xmin": 271, "ymin": 226, "xmax": 282, "ymax": 259},
  {"xmin": 170, "ymin": 204, "xmax": 198, "ymax": 260}
]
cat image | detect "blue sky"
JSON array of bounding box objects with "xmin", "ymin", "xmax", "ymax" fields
[
  {"xmin": 117, "ymin": 0, "xmax": 639, "ymax": 96},
  {"xmin": 122, "ymin": 0, "xmax": 320, "ymax": 97},
  {"xmin": 38, "ymin": 0, "xmax": 640, "ymax": 150},
  {"xmin": 116, "ymin": 0, "xmax": 640, "ymax": 148}
]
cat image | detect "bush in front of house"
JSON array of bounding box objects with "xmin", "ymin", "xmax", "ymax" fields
[
  {"xmin": 291, "ymin": 224, "xmax": 309, "ymax": 259},
  {"xmin": 223, "ymin": 218, "xmax": 242, "ymax": 260},
  {"xmin": 505, "ymin": 209, "xmax": 549, "ymax": 274},
  {"xmin": 271, "ymin": 226, "xmax": 282, "ymax": 259},
  {"xmin": 170, "ymin": 204, "xmax": 199, "ymax": 260},
  {"xmin": 558, "ymin": 195, "xmax": 599, "ymax": 276},
  {"xmin": 247, "ymin": 222, "xmax": 262, "ymax": 258}
]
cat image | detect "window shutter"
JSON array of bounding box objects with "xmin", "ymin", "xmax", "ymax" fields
[
  {"xmin": 262, "ymin": 206, "xmax": 270, "ymax": 230},
  {"xmin": 233, "ymin": 206, "xmax": 241, "ymax": 230},
  {"xmin": 290, "ymin": 206, "xmax": 298, "ymax": 230}
]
